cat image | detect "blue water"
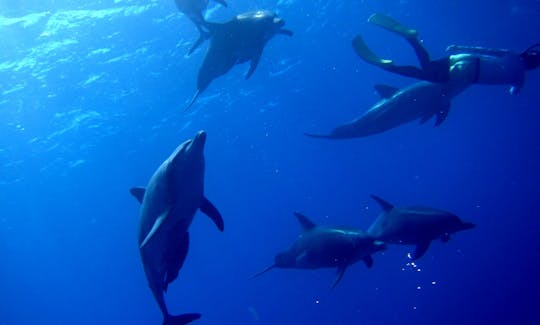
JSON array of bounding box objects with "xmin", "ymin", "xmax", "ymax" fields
[{"xmin": 1, "ymin": 0, "xmax": 540, "ymax": 324}]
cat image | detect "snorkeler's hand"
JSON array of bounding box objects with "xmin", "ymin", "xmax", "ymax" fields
[
  {"xmin": 509, "ymin": 86, "xmax": 520, "ymax": 95},
  {"xmin": 446, "ymin": 45, "xmax": 459, "ymax": 53}
]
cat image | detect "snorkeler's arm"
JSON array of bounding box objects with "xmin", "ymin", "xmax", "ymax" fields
[
  {"xmin": 509, "ymin": 80, "xmax": 525, "ymax": 95},
  {"xmin": 509, "ymin": 86, "xmax": 521, "ymax": 95},
  {"xmin": 446, "ymin": 45, "xmax": 511, "ymax": 57}
]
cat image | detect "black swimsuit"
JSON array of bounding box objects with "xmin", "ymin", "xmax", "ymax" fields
[{"xmin": 426, "ymin": 57, "xmax": 451, "ymax": 83}]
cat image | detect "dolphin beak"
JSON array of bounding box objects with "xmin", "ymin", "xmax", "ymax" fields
[
  {"xmin": 273, "ymin": 17, "xmax": 284, "ymax": 27},
  {"xmin": 251, "ymin": 264, "xmax": 275, "ymax": 278},
  {"xmin": 189, "ymin": 130, "xmax": 207, "ymax": 153},
  {"xmin": 194, "ymin": 130, "xmax": 207, "ymax": 145},
  {"xmin": 461, "ymin": 222, "xmax": 476, "ymax": 231}
]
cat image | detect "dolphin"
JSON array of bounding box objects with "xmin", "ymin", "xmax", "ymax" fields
[
  {"xmin": 253, "ymin": 212, "xmax": 386, "ymax": 287},
  {"xmin": 305, "ymin": 81, "xmax": 469, "ymax": 139},
  {"xmin": 130, "ymin": 130, "xmax": 224, "ymax": 325},
  {"xmin": 368, "ymin": 195, "xmax": 475, "ymax": 260},
  {"xmin": 186, "ymin": 10, "xmax": 293, "ymax": 110},
  {"xmin": 174, "ymin": 0, "xmax": 228, "ymax": 55}
]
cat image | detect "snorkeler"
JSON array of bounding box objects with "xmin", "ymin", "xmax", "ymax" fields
[{"xmin": 352, "ymin": 13, "xmax": 540, "ymax": 94}]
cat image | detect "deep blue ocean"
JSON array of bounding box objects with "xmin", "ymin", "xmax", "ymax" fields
[{"xmin": 2, "ymin": 0, "xmax": 540, "ymax": 324}]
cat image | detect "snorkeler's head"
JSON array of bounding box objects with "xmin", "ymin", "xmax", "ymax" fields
[{"xmin": 521, "ymin": 43, "xmax": 540, "ymax": 70}]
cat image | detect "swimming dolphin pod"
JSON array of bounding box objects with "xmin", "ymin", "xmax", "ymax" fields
[
  {"xmin": 130, "ymin": 130, "xmax": 224, "ymax": 325},
  {"xmin": 253, "ymin": 212, "xmax": 386, "ymax": 287},
  {"xmin": 305, "ymin": 80, "xmax": 469, "ymax": 139},
  {"xmin": 174, "ymin": 0, "xmax": 228, "ymax": 55},
  {"xmin": 368, "ymin": 195, "xmax": 475, "ymax": 260},
  {"xmin": 186, "ymin": 10, "xmax": 293, "ymax": 110}
]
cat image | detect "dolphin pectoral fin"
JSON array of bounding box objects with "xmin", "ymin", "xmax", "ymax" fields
[
  {"xmin": 129, "ymin": 186, "xmax": 146, "ymax": 204},
  {"xmin": 140, "ymin": 209, "xmax": 170, "ymax": 248},
  {"xmin": 370, "ymin": 195, "xmax": 394, "ymax": 212},
  {"xmin": 278, "ymin": 28, "xmax": 294, "ymax": 37},
  {"xmin": 332, "ymin": 265, "xmax": 348, "ymax": 288},
  {"xmin": 251, "ymin": 264, "xmax": 276, "ymax": 278},
  {"xmin": 434, "ymin": 108, "xmax": 449, "ymax": 127},
  {"xmin": 245, "ymin": 53, "xmax": 261, "ymax": 80},
  {"xmin": 200, "ymin": 196, "xmax": 224, "ymax": 231},
  {"xmin": 374, "ymin": 84, "xmax": 400, "ymax": 99},
  {"xmin": 163, "ymin": 313, "xmax": 201, "ymax": 325},
  {"xmin": 188, "ymin": 29, "xmax": 211, "ymax": 56},
  {"xmin": 352, "ymin": 35, "xmax": 393, "ymax": 66},
  {"xmin": 363, "ymin": 255, "xmax": 374, "ymax": 268},
  {"xmin": 419, "ymin": 114, "xmax": 433, "ymax": 124},
  {"xmin": 411, "ymin": 241, "xmax": 431, "ymax": 260},
  {"xmin": 294, "ymin": 212, "xmax": 317, "ymax": 231}
]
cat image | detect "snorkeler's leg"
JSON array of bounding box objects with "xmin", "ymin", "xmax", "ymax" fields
[
  {"xmin": 368, "ymin": 13, "xmax": 418, "ymax": 39},
  {"xmin": 369, "ymin": 13, "xmax": 431, "ymax": 69},
  {"xmin": 406, "ymin": 37, "xmax": 431, "ymax": 69},
  {"xmin": 382, "ymin": 65, "xmax": 428, "ymax": 80},
  {"xmin": 352, "ymin": 35, "xmax": 428, "ymax": 80}
]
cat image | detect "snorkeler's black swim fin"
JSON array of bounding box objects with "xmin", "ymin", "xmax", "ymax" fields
[
  {"xmin": 368, "ymin": 13, "xmax": 418, "ymax": 39},
  {"xmin": 352, "ymin": 35, "xmax": 393, "ymax": 66}
]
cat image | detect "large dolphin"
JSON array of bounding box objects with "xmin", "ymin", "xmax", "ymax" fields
[
  {"xmin": 130, "ymin": 130, "xmax": 224, "ymax": 325},
  {"xmin": 305, "ymin": 81, "xmax": 469, "ymax": 139},
  {"xmin": 186, "ymin": 10, "xmax": 293, "ymax": 110},
  {"xmin": 174, "ymin": 0, "xmax": 228, "ymax": 55},
  {"xmin": 368, "ymin": 195, "xmax": 475, "ymax": 260},
  {"xmin": 253, "ymin": 212, "xmax": 386, "ymax": 287}
]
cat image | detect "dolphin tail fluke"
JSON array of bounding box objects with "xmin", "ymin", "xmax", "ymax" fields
[
  {"xmin": 163, "ymin": 313, "xmax": 201, "ymax": 325},
  {"xmin": 251, "ymin": 265, "xmax": 275, "ymax": 278},
  {"xmin": 185, "ymin": 90, "xmax": 201, "ymax": 112}
]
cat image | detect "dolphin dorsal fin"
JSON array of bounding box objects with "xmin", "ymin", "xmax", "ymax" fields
[
  {"xmin": 294, "ymin": 212, "xmax": 317, "ymax": 231},
  {"xmin": 129, "ymin": 187, "xmax": 146, "ymax": 204},
  {"xmin": 370, "ymin": 195, "xmax": 394, "ymax": 212},
  {"xmin": 374, "ymin": 84, "xmax": 400, "ymax": 99}
]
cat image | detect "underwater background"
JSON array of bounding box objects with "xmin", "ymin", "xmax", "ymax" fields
[{"xmin": 1, "ymin": 0, "xmax": 540, "ymax": 324}]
